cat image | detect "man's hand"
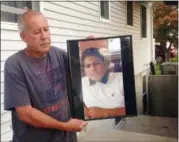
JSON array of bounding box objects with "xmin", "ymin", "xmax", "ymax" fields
[
  {"xmin": 16, "ymin": 106, "xmax": 88, "ymax": 132},
  {"xmin": 63, "ymin": 119, "xmax": 88, "ymax": 132},
  {"xmin": 88, "ymin": 107, "xmax": 106, "ymax": 119}
]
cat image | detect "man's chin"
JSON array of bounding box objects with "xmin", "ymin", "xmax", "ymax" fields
[
  {"xmin": 41, "ymin": 43, "xmax": 50, "ymax": 48},
  {"xmin": 41, "ymin": 44, "xmax": 51, "ymax": 51}
]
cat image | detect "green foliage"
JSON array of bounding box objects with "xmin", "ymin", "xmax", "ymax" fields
[
  {"xmin": 153, "ymin": 2, "xmax": 178, "ymax": 49},
  {"xmin": 155, "ymin": 63, "xmax": 161, "ymax": 75},
  {"xmin": 155, "ymin": 56, "xmax": 178, "ymax": 75}
]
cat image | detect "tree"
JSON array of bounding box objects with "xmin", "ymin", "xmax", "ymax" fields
[{"xmin": 153, "ymin": 2, "xmax": 178, "ymax": 61}]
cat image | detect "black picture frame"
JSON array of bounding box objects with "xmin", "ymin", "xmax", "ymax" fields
[{"xmin": 67, "ymin": 35, "xmax": 137, "ymax": 121}]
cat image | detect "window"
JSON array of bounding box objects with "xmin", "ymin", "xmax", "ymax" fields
[
  {"xmin": 141, "ymin": 5, "xmax": 147, "ymax": 38},
  {"xmin": 127, "ymin": 1, "xmax": 133, "ymax": 26},
  {"xmin": 1, "ymin": 1, "xmax": 39, "ymax": 23},
  {"xmin": 100, "ymin": 1, "xmax": 109, "ymax": 20}
]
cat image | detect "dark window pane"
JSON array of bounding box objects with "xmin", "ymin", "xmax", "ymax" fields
[
  {"xmin": 1, "ymin": 1, "xmax": 32, "ymax": 9},
  {"xmin": 141, "ymin": 5, "xmax": 147, "ymax": 38},
  {"xmin": 127, "ymin": 1, "xmax": 133, "ymax": 26},
  {"xmin": 100, "ymin": 1, "xmax": 109, "ymax": 19},
  {"xmin": 1, "ymin": 11, "xmax": 18, "ymax": 23},
  {"xmin": 1, "ymin": 1, "xmax": 15, "ymax": 7},
  {"xmin": 1, "ymin": 1, "xmax": 32, "ymax": 22}
]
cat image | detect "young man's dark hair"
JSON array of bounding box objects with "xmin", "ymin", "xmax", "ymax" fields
[{"xmin": 81, "ymin": 48, "xmax": 104, "ymax": 64}]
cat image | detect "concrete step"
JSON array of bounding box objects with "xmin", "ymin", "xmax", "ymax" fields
[
  {"xmin": 78, "ymin": 129, "xmax": 177, "ymax": 142},
  {"xmin": 77, "ymin": 115, "xmax": 177, "ymax": 142},
  {"xmin": 116, "ymin": 115, "xmax": 178, "ymax": 138}
]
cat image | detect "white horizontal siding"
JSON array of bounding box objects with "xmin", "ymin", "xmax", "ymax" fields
[
  {"xmin": 1, "ymin": 62, "xmax": 5, "ymax": 72},
  {"xmin": 44, "ymin": 2, "xmax": 98, "ymax": 22},
  {"xmin": 1, "ymin": 102, "xmax": 6, "ymax": 114},
  {"xmin": 48, "ymin": 19, "xmax": 119, "ymax": 36},
  {"xmin": 1, "ymin": 130, "xmax": 13, "ymax": 142},
  {"xmin": 1, "ymin": 40, "xmax": 26, "ymax": 50},
  {"xmin": 44, "ymin": 10, "xmax": 121, "ymax": 32},
  {"xmin": 1, "ymin": 30, "xmax": 21, "ymax": 41},
  {"xmin": 1, "ymin": 21, "xmax": 19, "ymax": 142},
  {"xmin": 1, "ymin": 120, "xmax": 12, "ymax": 136},
  {"xmin": 88, "ymin": 1, "xmax": 99, "ymax": 6},
  {"xmin": 44, "ymin": 2, "xmax": 124, "ymax": 31},
  {"xmin": 110, "ymin": 2, "xmax": 126, "ymax": 26},
  {"xmin": 1, "ymin": 71, "xmax": 4, "ymax": 82},
  {"xmin": 1, "ymin": 82, "xmax": 4, "ymax": 94},
  {"xmin": 52, "ymin": 2, "xmax": 99, "ymax": 16},
  {"xmin": 1, "ymin": 94, "xmax": 4, "ymax": 103},
  {"xmin": 1, "ymin": 50, "xmax": 18, "ymax": 61},
  {"xmin": 73, "ymin": 1, "xmax": 99, "ymax": 11},
  {"xmin": 1, "ymin": 110, "xmax": 11, "ymax": 124}
]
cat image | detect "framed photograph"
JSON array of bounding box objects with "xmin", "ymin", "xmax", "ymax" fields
[{"xmin": 67, "ymin": 35, "xmax": 137, "ymax": 121}]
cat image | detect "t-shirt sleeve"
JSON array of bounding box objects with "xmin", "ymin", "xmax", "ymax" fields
[{"xmin": 4, "ymin": 59, "xmax": 31, "ymax": 111}]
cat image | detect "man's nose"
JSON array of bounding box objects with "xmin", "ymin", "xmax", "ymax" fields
[
  {"xmin": 40, "ymin": 31, "xmax": 48, "ymax": 39},
  {"xmin": 90, "ymin": 64, "xmax": 96, "ymax": 70}
]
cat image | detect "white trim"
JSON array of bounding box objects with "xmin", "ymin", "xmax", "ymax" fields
[
  {"xmin": 39, "ymin": 1, "xmax": 44, "ymax": 13},
  {"xmin": 100, "ymin": 17, "xmax": 110, "ymax": 23},
  {"xmin": 99, "ymin": 0, "xmax": 111, "ymax": 22},
  {"xmin": 1, "ymin": 22, "xmax": 18, "ymax": 31}
]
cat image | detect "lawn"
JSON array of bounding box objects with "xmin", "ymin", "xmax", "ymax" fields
[{"xmin": 170, "ymin": 55, "xmax": 178, "ymax": 62}]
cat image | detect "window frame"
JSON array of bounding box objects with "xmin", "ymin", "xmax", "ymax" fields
[
  {"xmin": 99, "ymin": 0, "xmax": 110, "ymax": 22},
  {"xmin": 1, "ymin": 1, "xmax": 41, "ymax": 30},
  {"xmin": 140, "ymin": 4, "xmax": 147, "ymax": 38},
  {"xmin": 127, "ymin": 1, "xmax": 133, "ymax": 26}
]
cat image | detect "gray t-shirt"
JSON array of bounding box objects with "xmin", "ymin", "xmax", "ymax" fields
[{"xmin": 4, "ymin": 47, "xmax": 77, "ymax": 142}]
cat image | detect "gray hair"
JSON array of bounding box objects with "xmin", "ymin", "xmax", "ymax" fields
[{"xmin": 17, "ymin": 10, "xmax": 43, "ymax": 32}]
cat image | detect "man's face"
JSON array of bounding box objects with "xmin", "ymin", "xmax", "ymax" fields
[
  {"xmin": 84, "ymin": 56, "xmax": 106, "ymax": 81},
  {"xmin": 21, "ymin": 14, "xmax": 51, "ymax": 54}
]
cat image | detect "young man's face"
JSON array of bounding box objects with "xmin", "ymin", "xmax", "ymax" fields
[
  {"xmin": 21, "ymin": 14, "xmax": 51, "ymax": 55},
  {"xmin": 84, "ymin": 56, "xmax": 106, "ymax": 81}
]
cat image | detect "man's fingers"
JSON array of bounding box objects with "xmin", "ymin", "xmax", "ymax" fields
[
  {"xmin": 79, "ymin": 122, "xmax": 88, "ymax": 130},
  {"xmin": 82, "ymin": 121, "xmax": 88, "ymax": 127}
]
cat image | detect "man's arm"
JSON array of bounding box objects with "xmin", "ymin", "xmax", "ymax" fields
[
  {"xmin": 88, "ymin": 107, "xmax": 126, "ymax": 119},
  {"xmin": 16, "ymin": 105, "xmax": 87, "ymax": 132},
  {"xmin": 104, "ymin": 107, "xmax": 126, "ymax": 117}
]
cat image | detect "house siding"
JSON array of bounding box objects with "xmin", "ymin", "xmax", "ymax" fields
[{"xmin": 1, "ymin": 1, "xmax": 153, "ymax": 141}]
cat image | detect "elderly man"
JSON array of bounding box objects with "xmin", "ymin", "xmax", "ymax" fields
[
  {"xmin": 81, "ymin": 48, "xmax": 126, "ymax": 120},
  {"xmin": 4, "ymin": 10, "xmax": 87, "ymax": 142}
]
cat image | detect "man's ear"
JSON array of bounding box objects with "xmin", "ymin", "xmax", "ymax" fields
[{"xmin": 20, "ymin": 32, "xmax": 26, "ymax": 42}]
